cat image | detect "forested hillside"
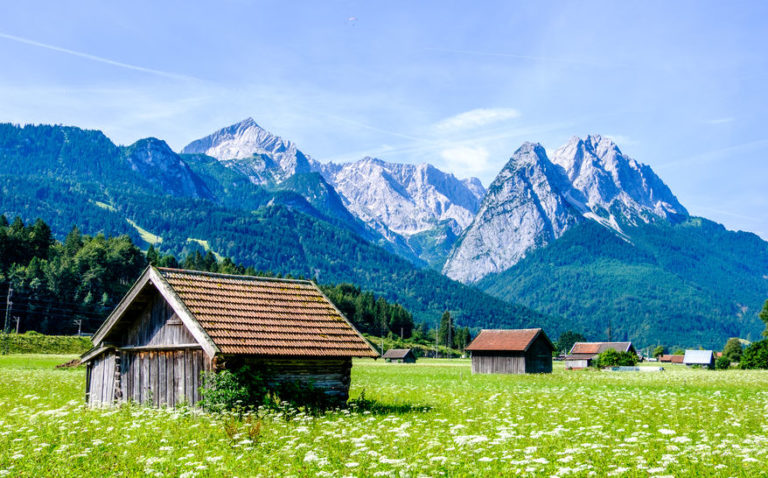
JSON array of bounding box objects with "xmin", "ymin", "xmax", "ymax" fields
[{"xmin": 478, "ymin": 218, "xmax": 768, "ymax": 348}]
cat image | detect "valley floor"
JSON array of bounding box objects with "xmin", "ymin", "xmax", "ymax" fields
[{"xmin": 0, "ymin": 356, "xmax": 766, "ymax": 476}]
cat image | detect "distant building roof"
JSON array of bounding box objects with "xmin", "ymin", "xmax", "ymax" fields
[
  {"xmin": 569, "ymin": 342, "xmax": 635, "ymax": 356},
  {"xmin": 382, "ymin": 349, "xmax": 414, "ymax": 360},
  {"xmin": 683, "ymin": 350, "xmax": 714, "ymax": 365},
  {"xmin": 659, "ymin": 354, "xmax": 684, "ymax": 363},
  {"xmin": 466, "ymin": 329, "xmax": 553, "ymax": 352}
]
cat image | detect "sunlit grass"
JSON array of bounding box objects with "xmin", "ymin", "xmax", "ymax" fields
[{"xmin": 1, "ymin": 356, "xmax": 766, "ymax": 476}]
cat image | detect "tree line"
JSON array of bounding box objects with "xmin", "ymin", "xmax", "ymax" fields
[{"xmin": 0, "ymin": 216, "xmax": 429, "ymax": 340}]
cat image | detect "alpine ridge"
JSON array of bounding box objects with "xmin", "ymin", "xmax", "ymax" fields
[
  {"xmin": 181, "ymin": 119, "xmax": 487, "ymax": 266},
  {"xmin": 443, "ymin": 135, "xmax": 689, "ymax": 283}
]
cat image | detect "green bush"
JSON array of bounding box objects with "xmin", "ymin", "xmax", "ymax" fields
[
  {"xmin": 715, "ymin": 356, "xmax": 731, "ymax": 370},
  {"xmin": 740, "ymin": 340, "xmax": 768, "ymax": 370},
  {"xmin": 595, "ymin": 349, "xmax": 638, "ymax": 367},
  {"xmin": 199, "ymin": 365, "xmax": 271, "ymax": 413},
  {"xmin": 2, "ymin": 332, "xmax": 92, "ymax": 354}
]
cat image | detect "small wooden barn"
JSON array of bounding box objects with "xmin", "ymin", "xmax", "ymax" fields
[
  {"xmin": 81, "ymin": 267, "xmax": 378, "ymax": 407},
  {"xmin": 565, "ymin": 342, "xmax": 637, "ymax": 369},
  {"xmin": 382, "ymin": 348, "xmax": 416, "ymax": 363},
  {"xmin": 465, "ymin": 328, "xmax": 554, "ymax": 374},
  {"xmin": 659, "ymin": 354, "xmax": 684, "ymax": 364},
  {"xmin": 683, "ymin": 350, "xmax": 715, "ymax": 369}
]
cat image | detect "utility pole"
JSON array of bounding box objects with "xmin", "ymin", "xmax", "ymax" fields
[
  {"xmin": 74, "ymin": 319, "xmax": 83, "ymax": 337},
  {"xmin": 14, "ymin": 316, "xmax": 20, "ymax": 334},
  {"xmin": 2, "ymin": 286, "xmax": 12, "ymax": 355},
  {"xmin": 435, "ymin": 318, "xmax": 439, "ymax": 358}
]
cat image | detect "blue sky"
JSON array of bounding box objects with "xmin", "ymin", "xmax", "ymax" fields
[{"xmin": 1, "ymin": 1, "xmax": 766, "ymax": 238}]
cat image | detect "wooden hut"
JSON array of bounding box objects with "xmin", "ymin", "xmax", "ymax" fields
[
  {"xmin": 465, "ymin": 328, "xmax": 554, "ymax": 374},
  {"xmin": 80, "ymin": 267, "xmax": 378, "ymax": 407},
  {"xmin": 565, "ymin": 342, "xmax": 637, "ymax": 369},
  {"xmin": 382, "ymin": 348, "xmax": 416, "ymax": 363}
]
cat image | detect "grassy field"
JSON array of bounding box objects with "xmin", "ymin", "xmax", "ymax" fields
[{"xmin": 1, "ymin": 356, "xmax": 767, "ymax": 477}]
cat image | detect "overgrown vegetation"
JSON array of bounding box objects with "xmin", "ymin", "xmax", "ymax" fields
[
  {"xmin": 740, "ymin": 340, "xmax": 768, "ymax": 369},
  {"xmin": 595, "ymin": 349, "xmax": 639, "ymax": 367},
  {"xmin": 3, "ymin": 355, "xmax": 768, "ymax": 475}
]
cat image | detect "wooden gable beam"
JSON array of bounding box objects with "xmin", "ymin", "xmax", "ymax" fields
[
  {"xmin": 90, "ymin": 266, "xmax": 153, "ymax": 347},
  {"xmin": 148, "ymin": 267, "xmax": 219, "ymax": 359}
]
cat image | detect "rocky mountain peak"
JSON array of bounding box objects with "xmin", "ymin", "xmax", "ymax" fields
[
  {"xmin": 181, "ymin": 119, "xmax": 312, "ymax": 185},
  {"xmin": 443, "ymin": 135, "xmax": 689, "ymax": 283}
]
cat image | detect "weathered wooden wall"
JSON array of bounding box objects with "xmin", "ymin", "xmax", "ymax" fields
[
  {"xmin": 524, "ymin": 336, "xmax": 553, "ymax": 373},
  {"xmin": 237, "ymin": 357, "xmax": 353, "ymax": 402},
  {"xmin": 471, "ymin": 352, "xmax": 526, "ymax": 374},
  {"xmin": 120, "ymin": 295, "xmax": 195, "ymax": 347},
  {"xmin": 88, "ymin": 292, "xmax": 212, "ymax": 407},
  {"xmin": 87, "ymin": 352, "xmax": 118, "ymax": 405},
  {"xmin": 118, "ymin": 349, "xmax": 212, "ymax": 406},
  {"xmin": 88, "ymin": 348, "xmax": 212, "ymax": 406}
]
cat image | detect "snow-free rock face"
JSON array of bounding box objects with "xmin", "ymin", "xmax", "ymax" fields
[
  {"xmin": 123, "ymin": 138, "xmax": 212, "ymax": 199},
  {"xmin": 181, "ymin": 118, "xmax": 312, "ymax": 185},
  {"xmin": 443, "ymin": 136, "xmax": 688, "ymax": 283},
  {"xmin": 317, "ymin": 157, "xmax": 486, "ymax": 237},
  {"xmin": 443, "ymin": 143, "xmax": 579, "ymax": 283}
]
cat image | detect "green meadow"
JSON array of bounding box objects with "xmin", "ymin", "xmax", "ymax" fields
[{"xmin": 1, "ymin": 356, "xmax": 767, "ymax": 477}]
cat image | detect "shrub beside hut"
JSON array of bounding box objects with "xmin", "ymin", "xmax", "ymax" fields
[
  {"xmin": 80, "ymin": 267, "xmax": 378, "ymax": 407},
  {"xmin": 465, "ymin": 328, "xmax": 554, "ymax": 374}
]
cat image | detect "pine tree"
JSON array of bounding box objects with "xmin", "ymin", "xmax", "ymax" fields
[{"xmin": 437, "ymin": 311, "xmax": 455, "ymax": 348}]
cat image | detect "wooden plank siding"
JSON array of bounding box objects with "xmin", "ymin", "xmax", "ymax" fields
[
  {"xmin": 236, "ymin": 357, "xmax": 353, "ymax": 402},
  {"xmin": 471, "ymin": 352, "xmax": 526, "ymax": 374}
]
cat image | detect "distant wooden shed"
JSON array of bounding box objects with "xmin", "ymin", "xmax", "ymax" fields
[
  {"xmin": 465, "ymin": 328, "xmax": 554, "ymax": 374},
  {"xmin": 81, "ymin": 267, "xmax": 378, "ymax": 407},
  {"xmin": 382, "ymin": 348, "xmax": 416, "ymax": 363},
  {"xmin": 565, "ymin": 342, "xmax": 637, "ymax": 369}
]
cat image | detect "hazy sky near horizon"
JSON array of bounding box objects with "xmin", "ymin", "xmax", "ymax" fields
[{"xmin": 1, "ymin": 1, "xmax": 767, "ymax": 239}]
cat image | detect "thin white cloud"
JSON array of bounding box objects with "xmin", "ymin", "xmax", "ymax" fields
[
  {"xmin": 0, "ymin": 31, "xmax": 198, "ymax": 81},
  {"xmin": 704, "ymin": 117, "xmax": 735, "ymax": 125},
  {"xmin": 434, "ymin": 108, "xmax": 520, "ymax": 132},
  {"xmin": 440, "ymin": 146, "xmax": 491, "ymax": 178}
]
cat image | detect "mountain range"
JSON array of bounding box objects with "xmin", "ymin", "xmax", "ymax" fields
[{"xmin": 1, "ymin": 119, "xmax": 766, "ymax": 348}]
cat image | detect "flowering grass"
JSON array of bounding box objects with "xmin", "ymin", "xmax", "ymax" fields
[{"xmin": 1, "ymin": 355, "xmax": 767, "ymax": 477}]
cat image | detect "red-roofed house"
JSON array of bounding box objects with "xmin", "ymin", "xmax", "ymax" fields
[{"xmin": 465, "ymin": 328, "xmax": 554, "ymax": 374}]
